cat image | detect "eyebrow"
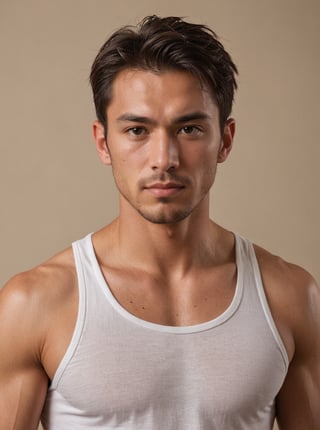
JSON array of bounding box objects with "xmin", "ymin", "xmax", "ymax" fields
[
  {"xmin": 116, "ymin": 111, "xmax": 212, "ymax": 125},
  {"xmin": 117, "ymin": 114, "xmax": 155, "ymax": 124},
  {"xmin": 173, "ymin": 112, "xmax": 211, "ymax": 123}
]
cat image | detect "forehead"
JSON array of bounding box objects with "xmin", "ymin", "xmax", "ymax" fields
[{"xmin": 107, "ymin": 68, "xmax": 218, "ymax": 120}]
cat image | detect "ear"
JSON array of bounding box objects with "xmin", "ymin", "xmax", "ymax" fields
[
  {"xmin": 93, "ymin": 120, "xmax": 112, "ymax": 165},
  {"xmin": 218, "ymin": 118, "xmax": 236, "ymax": 163}
]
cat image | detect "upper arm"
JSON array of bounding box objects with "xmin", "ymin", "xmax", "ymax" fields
[
  {"xmin": 0, "ymin": 275, "xmax": 49, "ymax": 430},
  {"xmin": 275, "ymin": 270, "xmax": 320, "ymax": 429}
]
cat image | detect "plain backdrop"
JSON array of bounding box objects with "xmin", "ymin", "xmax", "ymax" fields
[{"xmin": 1, "ymin": 1, "xmax": 319, "ymax": 428}]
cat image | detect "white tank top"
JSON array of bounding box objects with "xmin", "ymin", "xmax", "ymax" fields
[{"xmin": 41, "ymin": 233, "xmax": 288, "ymax": 429}]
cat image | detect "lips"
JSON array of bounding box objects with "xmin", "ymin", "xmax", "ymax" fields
[{"xmin": 144, "ymin": 182, "xmax": 185, "ymax": 197}]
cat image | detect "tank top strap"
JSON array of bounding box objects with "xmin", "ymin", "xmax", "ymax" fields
[
  {"xmin": 235, "ymin": 234, "xmax": 289, "ymax": 370},
  {"xmin": 49, "ymin": 235, "xmax": 89, "ymax": 390}
]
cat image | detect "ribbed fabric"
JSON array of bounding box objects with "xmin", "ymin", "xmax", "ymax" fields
[{"xmin": 41, "ymin": 233, "xmax": 288, "ymax": 429}]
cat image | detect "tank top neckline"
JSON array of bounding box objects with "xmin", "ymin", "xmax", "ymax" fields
[{"xmin": 87, "ymin": 233, "xmax": 244, "ymax": 334}]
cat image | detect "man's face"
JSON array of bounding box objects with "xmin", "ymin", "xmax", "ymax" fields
[{"xmin": 94, "ymin": 69, "xmax": 234, "ymax": 224}]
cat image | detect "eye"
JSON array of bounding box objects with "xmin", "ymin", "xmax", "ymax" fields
[
  {"xmin": 127, "ymin": 127, "xmax": 148, "ymax": 136},
  {"xmin": 179, "ymin": 125, "xmax": 203, "ymax": 136}
]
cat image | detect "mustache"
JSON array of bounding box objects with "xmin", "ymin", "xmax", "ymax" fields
[{"xmin": 138, "ymin": 172, "xmax": 191, "ymax": 188}]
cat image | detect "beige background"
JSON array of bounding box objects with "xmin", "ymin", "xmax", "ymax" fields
[{"xmin": 1, "ymin": 1, "xmax": 319, "ymax": 428}]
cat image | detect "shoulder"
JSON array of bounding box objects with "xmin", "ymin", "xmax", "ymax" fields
[
  {"xmin": 253, "ymin": 243, "xmax": 320, "ymax": 361},
  {"xmin": 1, "ymin": 245, "xmax": 76, "ymax": 308},
  {"xmin": 0, "ymin": 247, "xmax": 77, "ymax": 427},
  {"xmin": 253, "ymin": 243, "xmax": 317, "ymax": 298},
  {"xmin": 0, "ymin": 246, "xmax": 77, "ymax": 360},
  {"xmin": 253, "ymin": 243, "xmax": 318, "ymax": 308}
]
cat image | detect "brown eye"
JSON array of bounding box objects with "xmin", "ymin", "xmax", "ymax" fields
[
  {"xmin": 179, "ymin": 126, "xmax": 202, "ymax": 135},
  {"xmin": 128, "ymin": 127, "xmax": 147, "ymax": 136}
]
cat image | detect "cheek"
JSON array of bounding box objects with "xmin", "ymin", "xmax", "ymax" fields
[
  {"xmin": 109, "ymin": 139, "xmax": 148, "ymax": 168},
  {"xmin": 191, "ymin": 148, "xmax": 219, "ymax": 188},
  {"xmin": 182, "ymin": 144, "xmax": 218, "ymax": 170},
  {"xmin": 110, "ymin": 151, "xmax": 142, "ymax": 188}
]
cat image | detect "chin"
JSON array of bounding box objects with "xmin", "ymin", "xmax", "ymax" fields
[{"xmin": 137, "ymin": 207, "xmax": 192, "ymax": 224}]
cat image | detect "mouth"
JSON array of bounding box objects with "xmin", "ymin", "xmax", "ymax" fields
[{"xmin": 144, "ymin": 182, "xmax": 185, "ymax": 197}]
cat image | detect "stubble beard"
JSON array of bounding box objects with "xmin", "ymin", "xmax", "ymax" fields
[
  {"xmin": 130, "ymin": 184, "xmax": 212, "ymax": 225},
  {"xmin": 114, "ymin": 168, "xmax": 216, "ymax": 226},
  {"xmin": 114, "ymin": 171, "xmax": 196, "ymax": 225},
  {"xmin": 136, "ymin": 201, "xmax": 193, "ymax": 224}
]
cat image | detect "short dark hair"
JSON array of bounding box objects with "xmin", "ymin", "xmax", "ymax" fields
[{"xmin": 90, "ymin": 15, "xmax": 238, "ymax": 132}]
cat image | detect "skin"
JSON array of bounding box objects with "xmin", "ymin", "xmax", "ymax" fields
[{"xmin": 0, "ymin": 69, "xmax": 319, "ymax": 429}]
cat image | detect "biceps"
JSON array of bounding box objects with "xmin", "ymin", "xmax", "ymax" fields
[
  {"xmin": 276, "ymin": 358, "xmax": 320, "ymax": 429},
  {"xmin": 0, "ymin": 367, "xmax": 48, "ymax": 430}
]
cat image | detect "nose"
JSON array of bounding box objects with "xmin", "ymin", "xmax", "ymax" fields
[{"xmin": 149, "ymin": 131, "xmax": 179, "ymax": 171}]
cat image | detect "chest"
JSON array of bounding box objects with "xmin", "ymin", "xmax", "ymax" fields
[
  {"xmin": 42, "ymin": 240, "xmax": 289, "ymax": 429},
  {"xmin": 99, "ymin": 262, "xmax": 238, "ymax": 326},
  {"xmin": 44, "ymin": 313, "xmax": 286, "ymax": 428}
]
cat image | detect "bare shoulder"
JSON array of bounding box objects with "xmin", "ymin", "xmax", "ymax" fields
[
  {"xmin": 0, "ymin": 246, "xmax": 77, "ymax": 361},
  {"xmin": 1, "ymin": 245, "xmax": 76, "ymax": 312},
  {"xmin": 0, "ymin": 246, "xmax": 78, "ymax": 428},
  {"xmin": 253, "ymin": 243, "xmax": 320, "ymax": 361},
  {"xmin": 253, "ymin": 243, "xmax": 317, "ymax": 294},
  {"xmin": 253, "ymin": 243, "xmax": 318, "ymax": 305}
]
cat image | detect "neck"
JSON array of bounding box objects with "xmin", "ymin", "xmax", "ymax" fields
[{"xmin": 109, "ymin": 197, "xmax": 224, "ymax": 278}]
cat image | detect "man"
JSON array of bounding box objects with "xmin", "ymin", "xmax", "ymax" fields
[{"xmin": 0, "ymin": 15, "xmax": 319, "ymax": 430}]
